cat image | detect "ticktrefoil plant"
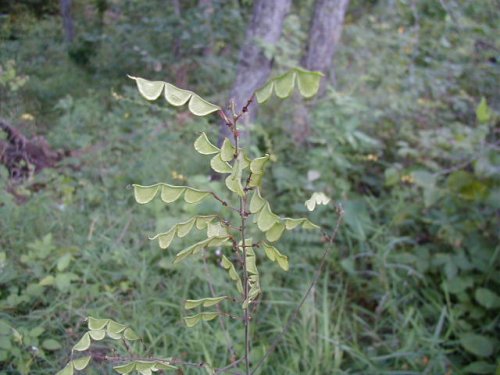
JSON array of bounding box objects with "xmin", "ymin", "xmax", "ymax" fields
[{"xmin": 57, "ymin": 67, "xmax": 343, "ymax": 375}]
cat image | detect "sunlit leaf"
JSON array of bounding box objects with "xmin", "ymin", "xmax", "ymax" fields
[
  {"xmin": 225, "ymin": 159, "xmax": 244, "ymax": 197},
  {"xmin": 184, "ymin": 296, "xmax": 226, "ymax": 310},
  {"xmin": 296, "ymin": 68, "xmax": 323, "ymax": 98},
  {"xmin": 274, "ymin": 70, "xmax": 296, "ymax": 98},
  {"xmin": 283, "ymin": 218, "xmax": 302, "ymax": 230},
  {"xmin": 123, "ymin": 328, "xmax": 140, "ymax": 341},
  {"xmin": 194, "ymin": 132, "xmax": 220, "ymax": 155},
  {"xmin": 128, "ymin": 76, "xmax": 164, "ymax": 100},
  {"xmin": 106, "ymin": 330, "xmax": 122, "ymax": 340},
  {"xmin": 114, "ymin": 362, "xmax": 136, "ymax": 374},
  {"xmin": 263, "ymin": 243, "xmax": 289, "ymax": 271},
  {"xmin": 150, "ymin": 228, "xmax": 176, "ymax": 249},
  {"xmin": 476, "ymin": 97, "xmax": 491, "ymax": 123},
  {"xmin": 210, "ymin": 154, "xmax": 233, "ymax": 173},
  {"xmin": 305, "ymin": 192, "xmax": 331, "ymax": 211},
  {"xmin": 107, "ymin": 320, "xmax": 127, "ymax": 334},
  {"xmin": 133, "ymin": 184, "xmax": 159, "ymax": 204},
  {"xmin": 220, "ymin": 138, "xmax": 235, "ymax": 162},
  {"xmin": 207, "ymin": 222, "xmax": 228, "ymax": 238},
  {"xmin": 250, "ymin": 155, "xmax": 270, "ymax": 174},
  {"xmin": 88, "ymin": 329, "xmax": 106, "ymax": 341},
  {"xmin": 257, "ymin": 202, "xmax": 279, "ymax": 232},
  {"xmin": 249, "ymin": 188, "xmax": 266, "ymax": 213},
  {"xmin": 255, "ymin": 80, "xmax": 274, "ymax": 103},
  {"xmin": 184, "ymin": 314, "xmax": 201, "ymax": 327},
  {"xmin": 245, "ymin": 247, "xmax": 258, "ymax": 275},
  {"xmin": 73, "ymin": 332, "xmax": 91, "ymax": 352},
  {"xmin": 72, "ymin": 356, "xmax": 91, "ymax": 371},
  {"xmin": 56, "ymin": 363, "xmax": 74, "ymax": 375},
  {"xmin": 301, "ymin": 219, "xmax": 320, "ymax": 229},
  {"xmin": 160, "ymin": 185, "xmax": 185, "ymax": 203},
  {"xmin": 153, "ymin": 361, "xmax": 177, "ymax": 370},
  {"xmin": 177, "ymin": 218, "xmax": 195, "ymax": 238},
  {"xmin": 184, "ymin": 188, "xmax": 211, "ymax": 204},
  {"xmin": 265, "ymin": 222, "xmax": 285, "ymax": 242},
  {"xmin": 88, "ymin": 317, "xmax": 109, "ymax": 331},
  {"xmin": 248, "ymin": 172, "xmax": 264, "ymax": 188},
  {"xmin": 188, "ymin": 94, "xmax": 220, "ymax": 116},
  {"xmin": 221, "ymin": 255, "xmax": 243, "ymax": 294},
  {"xmin": 195, "ymin": 215, "xmax": 217, "ymax": 230},
  {"xmin": 136, "ymin": 360, "xmax": 154, "ymax": 373},
  {"xmin": 164, "ymin": 83, "xmax": 192, "ymax": 106}
]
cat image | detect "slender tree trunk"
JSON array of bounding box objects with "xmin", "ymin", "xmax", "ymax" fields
[
  {"xmin": 292, "ymin": 0, "xmax": 350, "ymax": 144},
  {"xmin": 220, "ymin": 0, "xmax": 292, "ymax": 144},
  {"xmin": 60, "ymin": 0, "xmax": 75, "ymax": 44}
]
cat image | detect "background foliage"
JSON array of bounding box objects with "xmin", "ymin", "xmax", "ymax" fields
[{"xmin": 0, "ymin": 0, "xmax": 498, "ymax": 373}]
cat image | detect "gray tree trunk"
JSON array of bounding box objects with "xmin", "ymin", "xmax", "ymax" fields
[
  {"xmin": 292, "ymin": 0, "xmax": 350, "ymax": 144},
  {"xmin": 220, "ymin": 0, "xmax": 292, "ymax": 143},
  {"xmin": 60, "ymin": 0, "xmax": 75, "ymax": 44}
]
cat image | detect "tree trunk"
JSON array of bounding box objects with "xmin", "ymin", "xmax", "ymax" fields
[
  {"xmin": 220, "ymin": 0, "xmax": 292, "ymax": 144},
  {"xmin": 60, "ymin": 0, "xmax": 75, "ymax": 44},
  {"xmin": 292, "ymin": 0, "xmax": 350, "ymax": 144}
]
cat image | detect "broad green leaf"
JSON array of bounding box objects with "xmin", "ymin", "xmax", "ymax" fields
[
  {"xmin": 245, "ymin": 247, "xmax": 258, "ymax": 275},
  {"xmin": 220, "ymin": 138, "xmax": 235, "ymax": 162},
  {"xmin": 462, "ymin": 361, "xmax": 496, "ymax": 374},
  {"xmin": 201, "ymin": 312, "xmax": 219, "ymax": 322},
  {"xmin": 188, "ymin": 94, "xmax": 220, "ymax": 116},
  {"xmin": 274, "ymin": 70, "xmax": 296, "ymax": 98},
  {"xmin": 301, "ymin": 219, "xmax": 320, "ymax": 229},
  {"xmin": 123, "ymin": 328, "xmax": 140, "ymax": 341},
  {"xmin": 459, "ymin": 333, "xmax": 494, "ymax": 357},
  {"xmin": 160, "ymin": 185, "xmax": 185, "ymax": 203},
  {"xmin": 72, "ymin": 355, "xmax": 91, "ymax": 371},
  {"xmin": 42, "ymin": 338, "xmax": 62, "ymax": 351},
  {"xmin": 210, "ymin": 154, "xmax": 232, "ymax": 173},
  {"xmin": 150, "ymin": 228, "xmax": 176, "ymax": 249},
  {"xmin": 107, "ymin": 320, "xmax": 127, "ymax": 334},
  {"xmin": 88, "ymin": 317, "xmax": 109, "ymax": 331},
  {"xmin": 164, "ymin": 83, "xmax": 192, "ymax": 106},
  {"xmin": 284, "ymin": 218, "xmax": 302, "ymax": 230},
  {"xmin": 296, "ymin": 68, "xmax": 323, "ymax": 98},
  {"xmin": 185, "ymin": 296, "xmax": 226, "ymax": 310},
  {"xmin": 177, "ymin": 218, "xmax": 195, "ymax": 238},
  {"xmin": 248, "ymin": 172, "xmax": 264, "ymax": 188},
  {"xmin": 153, "ymin": 361, "xmax": 177, "ymax": 370},
  {"xmin": 263, "ymin": 243, "xmax": 289, "ymax": 271},
  {"xmin": 136, "ymin": 361, "xmax": 154, "ymax": 373},
  {"xmin": 265, "ymin": 222, "xmax": 285, "ymax": 242},
  {"xmin": 207, "ymin": 222, "xmax": 228, "ymax": 238},
  {"xmin": 106, "ymin": 330, "xmax": 122, "ymax": 340},
  {"xmin": 73, "ymin": 332, "xmax": 91, "ymax": 352},
  {"xmin": 250, "ymin": 155, "xmax": 270, "ymax": 174},
  {"xmin": 184, "ymin": 314, "xmax": 201, "ymax": 327},
  {"xmin": 249, "ymin": 189, "xmax": 266, "ymax": 213},
  {"xmin": 221, "ymin": 255, "xmax": 243, "ymax": 294},
  {"xmin": 184, "ymin": 188, "xmax": 210, "ymax": 204},
  {"xmin": 56, "ymin": 363, "xmax": 74, "ymax": 375},
  {"xmin": 257, "ymin": 202, "xmax": 280, "ymax": 232},
  {"xmin": 207, "ymin": 236, "xmax": 231, "ymax": 247},
  {"xmin": 476, "ymin": 97, "xmax": 491, "ymax": 123},
  {"xmin": 276, "ymin": 253, "xmax": 289, "ymax": 271},
  {"xmin": 174, "ymin": 242, "xmax": 201, "ymax": 264},
  {"xmin": 133, "ymin": 184, "xmax": 159, "ymax": 204},
  {"xmin": 88, "ymin": 329, "xmax": 106, "ymax": 341},
  {"xmin": 195, "ymin": 215, "xmax": 217, "ymax": 230},
  {"xmin": 194, "ymin": 132, "xmax": 220, "ymax": 155},
  {"xmin": 225, "ymin": 162, "xmax": 244, "ymax": 197},
  {"xmin": 255, "ymin": 80, "xmax": 274, "ymax": 103},
  {"xmin": 475, "ymin": 288, "xmax": 500, "ymax": 309},
  {"xmin": 128, "ymin": 76, "xmax": 164, "ymax": 100},
  {"xmin": 114, "ymin": 362, "xmax": 136, "ymax": 374}
]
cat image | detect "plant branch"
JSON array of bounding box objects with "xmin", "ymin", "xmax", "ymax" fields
[{"xmin": 250, "ymin": 204, "xmax": 344, "ymax": 374}]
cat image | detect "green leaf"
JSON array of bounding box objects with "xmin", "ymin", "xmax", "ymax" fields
[
  {"xmin": 225, "ymin": 159, "xmax": 244, "ymax": 197},
  {"xmin": 73, "ymin": 332, "xmax": 91, "ymax": 352},
  {"xmin": 150, "ymin": 228, "xmax": 176, "ymax": 249},
  {"xmin": 296, "ymin": 68, "xmax": 323, "ymax": 98},
  {"xmin": 114, "ymin": 362, "xmax": 136, "ymax": 374},
  {"xmin": 220, "ymin": 138, "xmax": 235, "ymax": 162},
  {"xmin": 255, "ymin": 80, "xmax": 274, "ymax": 103},
  {"xmin": 207, "ymin": 222, "xmax": 228, "ymax": 238},
  {"xmin": 262, "ymin": 243, "xmax": 289, "ymax": 271},
  {"xmin": 274, "ymin": 70, "xmax": 296, "ymax": 98},
  {"xmin": 463, "ymin": 361, "xmax": 496, "ymax": 374},
  {"xmin": 195, "ymin": 215, "xmax": 217, "ymax": 230},
  {"xmin": 249, "ymin": 189, "xmax": 266, "ymax": 213},
  {"xmin": 265, "ymin": 222, "xmax": 285, "ymax": 242},
  {"xmin": 123, "ymin": 328, "xmax": 140, "ymax": 341},
  {"xmin": 250, "ymin": 155, "xmax": 270, "ymax": 174},
  {"xmin": 57, "ymin": 253, "xmax": 72, "ymax": 271},
  {"xmin": 128, "ymin": 76, "xmax": 164, "ymax": 100},
  {"xmin": 41, "ymin": 338, "xmax": 62, "ymax": 351},
  {"xmin": 174, "ymin": 243, "xmax": 199, "ymax": 264},
  {"xmin": 56, "ymin": 363, "xmax": 74, "ymax": 375},
  {"xmin": 475, "ymin": 288, "xmax": 500, "ymax": 309},
  {"xmin": 210, "ymin": 154, "xmax": 232, "ymax": 173},
  {"xmin": 184, "ymin": 314, "xmax": 201, "ymax": 327},
  {"xmin": 257, "ymin": 202, "xmax": 279, "ymax": 232},
  {"xmin": 107, "ymin": 320, "xmax": 127, "ymax": 334},
  {"xmin": 136, "ymin": 360, "xmax": 154, "ymax": 373},
  {"xmin": 184, "ymin": 296, "xmax": 226, "ymax": 310},
  {"xmin": 88, "ymin": 317, "xmax": 109, "ymax": 331},
  {"xmin": 106, "ymin": 330, "xmax": 122, "ymax": 340},
  {"xmin": 194, "ymin": 133, "xmax": 220, "ymax": 155},
  {"xmin": 88, "ymin": 329, "xmax": 106, "ymax": 341},
  {"xmin": 301, "ymin": 219, "xmax": 320, "ymax": 229},
  {"xmin": 245, "ymin": 247, "xmax": 258, "ymax": 275},
  {"xmin": 160, "ymin": 185, "xmax": 185, "ymax": 203},
  {"xmin": 459, "ymin": 333, "xmax": 494, "ymax": 357},
  {"xmin": 284, "ymin": 218, "xmax": 302, "ymax": 230},
  {"xmin": 177, "ymin": 218, "xmax": 195, "ymax": 238},
  {"xmin": 188, "ymin": 94, "xmax": 220, "ymax": 116},
  {"xmin": 133, "ymin": 184, "xmax": 159, "ymax": 204},
  {"xmin": 153, "ymin": 361, "xmax": 177, "ymax": 370},
  {"xmin": 164, "ymin": 83, "xmax": 192, "ymax": 106},
  {"xmin": 476, "ymin": 97, "xmax": 491, "ymax": 123},
  {"xmin": 305, "ymin": 192, "xmax": 331, "ymax": 211},
  {"xmin": 72, "ymin": 356, "xmax": 91, "ymax": 371},
  {"xmin": 221, "ymin": 255, "xmax": 243, "ymax": 294},
  {"xmin": 184, "ymin": 188, "xmax": 210, "ymax": 204}
]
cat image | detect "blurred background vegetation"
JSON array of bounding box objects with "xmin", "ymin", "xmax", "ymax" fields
[{"xmin": 0, "ymin": 0, "xmax": 498, "ymax": 374}]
